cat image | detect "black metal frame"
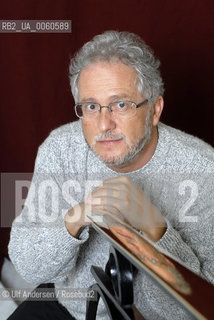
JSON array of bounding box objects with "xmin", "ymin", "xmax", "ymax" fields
[{"xmin": 86, "ymin": 246, "xmax": 145, "ymax": 320}]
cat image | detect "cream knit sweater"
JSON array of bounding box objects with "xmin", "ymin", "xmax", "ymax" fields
[{"xmin": 9, "ymin": 121, "xmax": 214, "ymax": 320}]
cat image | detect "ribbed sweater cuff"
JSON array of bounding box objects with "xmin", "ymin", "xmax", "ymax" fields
[
  {"xmin": 154, "ymin": 219, "xmax": 184, "ymax": 261},
  {"xmin": 50, "ymin": 224, "xmax": 89, "ymax": 252}
]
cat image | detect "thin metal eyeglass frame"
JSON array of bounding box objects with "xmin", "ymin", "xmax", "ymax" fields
[{"xmin": 74, "ymin": 99, "xmax": 149, "ymax": 119}]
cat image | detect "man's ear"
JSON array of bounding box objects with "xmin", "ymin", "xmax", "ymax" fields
[{"xmin": 152, "ymin": 96, "xmax": 164, "ymax": 126}]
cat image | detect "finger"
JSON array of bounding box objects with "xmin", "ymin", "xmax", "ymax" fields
[
  {"xmin": 102, "ymin": 176, "xmax": 131, "ymax": 185},
  {"xmin": 102, "ymin": 178, "xmax": 136, "ymax": 196},
  {"xmin": 89, "ymin": 195, "xmax": 127, "ymax": 211},
  {"xmin": 91, "ymin": 203, "xmax": 121, "ymax": 215},
  {"xmin": 90, "ymin": 206, "xmax": 126, "ymax": 223},
  {"xmin": 88, "ymin": 185, "xmax": 127, "ymax": 201}
]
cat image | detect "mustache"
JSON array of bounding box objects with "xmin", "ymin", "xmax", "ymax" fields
[{"xmin": 94, "ymin": 132, "xmax": 126, "ymax": 141}]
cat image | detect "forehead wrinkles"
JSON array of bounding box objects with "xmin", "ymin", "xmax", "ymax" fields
[{"xmin": 78, "ymin": 62, "xmax": 140, "ymax": 101}]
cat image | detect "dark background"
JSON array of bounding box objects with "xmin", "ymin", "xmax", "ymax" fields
[{"xmin": 0, "ymin": 0, "xmax": 214, "ymax": 268}]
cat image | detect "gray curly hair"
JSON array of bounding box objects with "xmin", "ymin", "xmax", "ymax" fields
[{"xmin": 69, "ymin": 31, "xmax": 164, "ymax": 104}]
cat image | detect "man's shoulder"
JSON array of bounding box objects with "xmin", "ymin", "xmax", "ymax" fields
[
  {"xmin": 35, "ymin": 120, "xmax": 89, "ymax": 172},
  {"xmin": 159, "ymin": 123, "xmax": 214, "ymax": 169},
  {"xmin": 49, "ymin": 120, "xmax": 83, "ymax": 140},
  {"xmin": 41, "ymin": 120, "xmax": 85, "ymax": 150}
]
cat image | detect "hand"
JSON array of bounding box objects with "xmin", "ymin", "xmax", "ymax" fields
[
  {"xmin": 85, "ymin": 176, "xmax": 166, "ymax": 242},
  {"xmin": 65, "ymin": 202, "xmax": 91, "ymax": 238}
]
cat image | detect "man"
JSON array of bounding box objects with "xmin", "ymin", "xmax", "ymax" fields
[{"xmin": 8, "ymin": 31, "xmax": 214, "ymax": 320}]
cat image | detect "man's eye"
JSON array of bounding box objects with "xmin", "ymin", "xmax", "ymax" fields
[
  {"xmin": 87, "ymin": 104, "xmax": 97, "ymax": 111},
  {"xmin": 116, "ymin": 102, "xmax": 129, "ymax": 111},
  {"xmin": 118, "ymin": 102, "xmax": 126, "ymax": 108}
]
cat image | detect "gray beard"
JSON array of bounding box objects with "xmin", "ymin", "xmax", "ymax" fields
[{"xmin": 86, "ymin": 111, "xmax": 153, "ymax": 167}]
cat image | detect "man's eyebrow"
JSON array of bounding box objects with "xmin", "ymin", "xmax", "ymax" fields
[
  {"xmin": 109, "ymin": 94, "xmax": 130, "ymax": 100},
  {"xmin": 79, "ymin": 94, "xmax": 131, "ymax": 103},
  {"xmin": 79, "ymin": 97, "xmax": 97, "ymax": 103}
]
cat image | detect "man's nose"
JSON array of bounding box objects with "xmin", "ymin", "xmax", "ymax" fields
[{"xmin": 97, "ymin": 107, "xmax": 116, "ymax": 132}]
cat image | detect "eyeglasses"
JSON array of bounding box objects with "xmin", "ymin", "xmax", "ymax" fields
[{"xmin": 74, "ymin": 99, "xmax": 149, "ymax": 119}]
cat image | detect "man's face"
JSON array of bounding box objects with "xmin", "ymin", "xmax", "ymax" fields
[{"xmin": 78, "ymin": 61, "xmax": 155, "ymax": 168}]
